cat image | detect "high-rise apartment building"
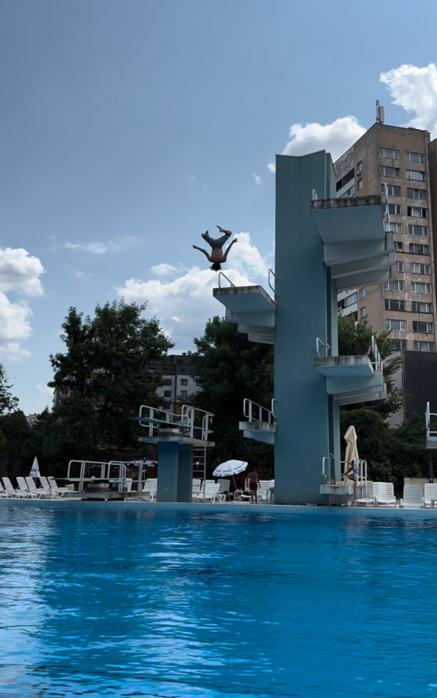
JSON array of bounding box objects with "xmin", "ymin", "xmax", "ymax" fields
[{"xmin": 335, "ymin": 122, "xmax": 436, "ymax": 353}]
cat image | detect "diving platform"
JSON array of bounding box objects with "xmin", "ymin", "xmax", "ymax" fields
[
  {"xmin": 310, "ymin": 195, "xmax": 385, "ymax": 243},
  {"xmin": 213, "ymin": 280, "xmax": 275, "ymax": 344},
  {"xmin": 239, "ymin": 398, "xmax": 276, "ymax": 445}
]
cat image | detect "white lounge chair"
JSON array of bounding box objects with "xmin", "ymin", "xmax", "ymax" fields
[
  {"xmin": 424, "ymin": 483, "xmax": 437, "ymax": 508},
  {"xmin": 0, "ymin": 481, "xmax": 9, "ymax": 497},
  {"xmin": 373, "ymin": 482, "xmax": 396, "ymax": 507},
  {"xmin": 202, "ymin": 483, "xmax": 220, "ymax": 502},
  {"xmin": 25, "ymin": 477, "xmax": 52, "ymax": 498},
  {"xmin": 258, "ymin": 480, "xmax": 272, "ymax": 503},
  {"xmin": 2, "ymin": 477, "xmax": 28, "ymax": 498},
  {"xmin": 142, "ymin": 478, "xmax": 157, "ymax": 501},
  {"xmin": 216, "ymin": 479, "xmax": 230, "ymax": 501},
  {"xmin": 355, "ymin": 481, "xmax": 375, "ymax": 507},
  {"xmin": 46, "ymin": 476, "xmax": 71, "ymax": 495},
  {"xmin": 16, "ymin": 476, "xmax": 39, "ymax": 498},
  {"xmin": 400, "ymin": 484, "xmax": 424, "ymax": 508},
  {"xmin": 193, "ymin": 480, "xmax": 215, "ymax": 501},
  {"xmin": 192, "ymin": 478, "xmax": 201, "ymax": 497}
]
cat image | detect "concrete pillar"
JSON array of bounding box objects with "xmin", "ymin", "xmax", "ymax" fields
[
  {"xmin": 177, "ymin": 444, "xmax": 193, "ymax": 502},
  {"xmin": 156, "ymin": 442, "xmax": 179, "ymax": 502},
  {"xmin": 274, "ymin": 151, "xmax": 336, "ymax": 504}
]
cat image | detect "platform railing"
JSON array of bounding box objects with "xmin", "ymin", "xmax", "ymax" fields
[
  {"xmin": 218, "ymin": 271, "xmax": 235, "ymax": 288},
  {"xmin": 371, "ymin": 335, "xmax": 382, "ymax": 372},
  {"xmin": 426, "ymin": 402, "xmax": 437, "ymax": 444},
  {"xmin": 316, "ymin": 337, "xmax": 331, "ymax": 357},
  {"xmin": 243, "ymin": 398, "xmax": 274, "ymax": 424},
  {"xmin": 341, "ymin": 459, "xmax": 368, "ymax": 487},
  {"xmin": 66, "ymin": 459, "xmax": 123, "ymax": 492},
  {"xmin": 268, "ymin": 268, "xmax": 276, "ymax": 296},
  {"xmin": 139, "ymin": 404, "xmax": 214, "ymax": 441}
]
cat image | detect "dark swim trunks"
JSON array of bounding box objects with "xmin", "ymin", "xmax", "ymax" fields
[{"xmin": 249, "ymin": 482, "xmax": 258, "ymax": 491}]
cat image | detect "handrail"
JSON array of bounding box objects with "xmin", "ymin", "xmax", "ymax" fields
[
  {"xmin": 322, "ymin": 457, "xmax": 328, "ymax": 482},
  {"xmin": 268, "ymin": 268, "xmax": 276, "ymax": 295},
  {"xmin": 371, "ymin": 335, "xmax": 382, "ymax": 372},
  {"xmin": 243, "ymin": 398, "xmax": 274, "ymax": 424},
  {"xmin": 312, "ymin": 188, "xmax": 319, "ymax": 201},
  {"xmin": 341, "ymin": 458, "xmax": 367, "ymax": 487},
  {"xmin": 218, "ymin": 272, "xmax": 235, "ymax": 288},
  {"xmin": 426, "ymin": 402, "xmax": 437, "ymax": 443},
  {"xmin": 316, "ymin": 337, "xmax": 331, "ymax": 357},
  {"xmin": 271, "ymin": 398, "xmax": 276, "ymax": 418}
]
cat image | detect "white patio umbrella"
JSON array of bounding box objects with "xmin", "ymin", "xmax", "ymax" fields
[
  {"xmin": 213, "ymin": 459, "xmax": 248, "ymax": 490},
  {"xmin": 343, "ymin": 426, "xmax": 358, "ymax": 484},
  {"xmin": 29, "ymin": 457, "xmax": 40, "ymax": 478}
]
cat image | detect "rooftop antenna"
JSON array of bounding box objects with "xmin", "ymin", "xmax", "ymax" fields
[{"xmin": 376, "ymin": 100, "xmax": 385, "ymax": 124}]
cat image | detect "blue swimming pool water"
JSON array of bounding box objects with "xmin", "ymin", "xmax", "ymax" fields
[{"xmin": 1, "ymin": 508, "xmax": 437, "ymax": 697}]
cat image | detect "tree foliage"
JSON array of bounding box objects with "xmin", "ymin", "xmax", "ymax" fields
[
  {"xmin": 191, "ymin": 317, "xmax": 274, "ymax": 473},
  {"xmin": 48, "ymin": 301, "xmax": 173, "ymax": 456}
]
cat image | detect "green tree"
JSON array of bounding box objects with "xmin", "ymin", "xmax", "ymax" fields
[
  {"xmin": 192, "ymin": 317, "xmax": 274, "ymax": 473},
  {"xmin": 0, "ymin": 364, "xmax": 19, "ymax": 453},
  {"xmin": 48, "ymin": 300, "xmax": 173, "ymax": 455}
]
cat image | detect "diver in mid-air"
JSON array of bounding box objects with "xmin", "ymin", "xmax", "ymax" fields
[{"xmin": 193, "ymin": 225, "xmax": 237, "ymax": 271}]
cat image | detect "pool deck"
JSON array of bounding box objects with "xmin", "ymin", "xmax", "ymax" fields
[{"xmin": 1, "ymin": 497, "xmax": 437, "ymax": 517}]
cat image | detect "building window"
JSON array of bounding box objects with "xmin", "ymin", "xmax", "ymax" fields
[
  {"xmin": 381, "ymin": 184, "xmax": 401, "ymax": 196},
  {"xmin": 392, "ymin": 339, "xmax": 407, "ymax": 351},
  {"xmin": 345, "ymin": 293, "xmax": 357, "ymax": 307},
  {"xmin": 336, "ymin": 168, "xmax": 355, "ymax": 191},
  {"xmin": 406, "ymin": 152, "xmax": 425, "ymax": 164},
  {"xmin": 395, "ymin": 242, "xmax": 403, "ymax": 251},
  {"xmin": 340, "ymin": 185, "xmax": 355, "ymax": 198},
  {"xmin": 411, "ymin": 282, "xmax": 432, "ymax": 293},
  {"xmin": 163, "ymin": 402, "xmax": 171, "ymax": 410},
  {"xmin": 385, "ymin": 222, "xmax": 402, "ymax": 233},
  {"xmin": 388, "ymin": 204, "xmax": 402, "ymax": 215},
  {"xmin": 413, "ymin": 321, "xmax": 433, "ymax": 333},
  {"xmin": 163, "ymin": 378, "xmax": 172, "ymax": 386},
  {"xmin": 180, "ymin": 378, "xmax": 188, "ymax": 386},
  {"xmin": 359, "ymin": 288, "xmax": 366, "ymax": 299},
  {"xmin": 360, "ymin": 307, "xmax": 367, "ymax": 319},
  {"xmin": 380, "ymin": 148, "xmax": 399, "ymax": 159},
  {"xmin": 409, "ymin": 243, "xmax": 429, "ymax": 255},
  {"xmin": 406, "ymin": 170, "xmax": 426, "ymax": 181},
  {"xmin": 396, "ymin": 262, "xmax": 404, "ymax": 272},
  {"xmin": 411, "ymin": 302, "xmax": 432, "ymax": 313},
  {"xmin": 407, "ymin": 187, "xmax": 427, "ymax": 200},
  {"xmin": 358, "ymin": 179, "xmax": 363, "ymax": 190},
  {"xmin": 414, "ymin": 341, "xmax": 434, "ymax": 352},
  {"xmin": 384, "ymin": 281, "xmax": 405, "ymax": 291},
  {"xmin": 164, "ymin": 390, "xmax": 172, "ymax": 398},
  {"xmin": 408, "ymin": 206, "xmax": 428, "ymax": 218},
  {"xmin": 380, "ymin": 166, "xmax": 400, "ymax": 178},
  {"xmin": 386, "ymin": 319, "xmax": 406, "ymax": 331},
  {"xmin": 410, "ymin": 263, "xmax": 430, "ymax": 274},
  {"xmin": 385, "ymin": 299, "xmax": 405, "ymax": 311},
  {"xmin": 409, "ymin": 224, "xmax": 428, "ymax": 236},
  {"xmin": 180, "ymin": 390, "xmax": 188, "ymax": 398},
  {"xmin": 357, "ymin": 161, "xmax": 362, "ymax": 174}
]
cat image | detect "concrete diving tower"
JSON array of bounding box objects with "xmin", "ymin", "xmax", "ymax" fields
[
  {"xmin": 136, "ymin": 405, "xmax": 214, "ymax": 502},
  {"xmin": 213, "ymin": 150, "xmax": 395, "ymax": 505}
]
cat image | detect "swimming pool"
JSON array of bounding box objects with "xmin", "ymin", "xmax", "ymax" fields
[{"xmin": 1, "ymin": 506, "xmax": 437, "ymax": 697}]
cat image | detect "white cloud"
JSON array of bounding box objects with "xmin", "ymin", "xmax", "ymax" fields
[
  {"xmin": 0, "ymin": 343, "xmax": 32, "ymax": 362},
  {"xmin": 117, "ymin": 232, "xmax": 273, "ymax": 350},
  {"xmin": 0, "ymin": 248, "xmax": 45, "ymax": 297},
  {"xmin": 380, "ymin": 63, "xmax": 437, "ymax": 136},
  {"xmin": 150, "ymin": 263, "xmax": 178, "ymax": 276},
  {"xmin": 65, "ymin": 241, "xmax": 121, "ymax": 254},
  {"xmin": 0, "ymin": 292, "xmax": 32, "ymax": 342},
  {"xmin": 269, "ymin": 117, "xmax": 366, "ymax": 170},
  {"xmin": 74, "ymin": 271, "xmax": 94, "ymax": 279},
  {"xmin": 36, "ymin": 384, "xmax": 54, "ymax": 398},
  {"xmin": 252, "ymin": 173, "xmax": 262, "ymax": 186}
]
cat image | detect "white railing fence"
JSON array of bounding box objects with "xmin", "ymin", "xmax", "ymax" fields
[
  {"xmin": 243, "ymin": 398, "xmax": 274, "ymax": 424},
  {"xmin": 139, "ymin": 404, "xmax": 214, "ymax": 441}
]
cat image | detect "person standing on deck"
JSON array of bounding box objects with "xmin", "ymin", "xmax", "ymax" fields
[{"xmin": 247, "ymin": 467, "xmax": 259, "ymax": 504}]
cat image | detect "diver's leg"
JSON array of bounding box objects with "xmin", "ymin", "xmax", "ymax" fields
[
  {"xmin": 222, "ymin": 238, "xmax": 237, "ymax": 262},
  {"xmin": 193, "ymin": 245, "xmax": 212, "ymax": 262}
]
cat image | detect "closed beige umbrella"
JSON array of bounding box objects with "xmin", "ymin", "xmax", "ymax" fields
[{"xmin": 343, "ymin": 426, "xmax": 358, "ymax": 484}]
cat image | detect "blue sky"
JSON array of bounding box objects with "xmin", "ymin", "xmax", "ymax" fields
[{"xmin": 1, "ymin": 0, "xmax": 437, "ymax": 413}]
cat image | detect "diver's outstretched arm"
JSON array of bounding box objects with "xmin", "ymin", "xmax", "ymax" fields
[
  {"xmin": 216, "ymin": 225, "xmax": 232, "ymax": 237},
  {"xmin": 222, "ymin": 238, "xmax": 237, "ymax": 262},
  {"xmin": 193, "ymin": 245, "xmax": 212, "ymax": 262}
]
